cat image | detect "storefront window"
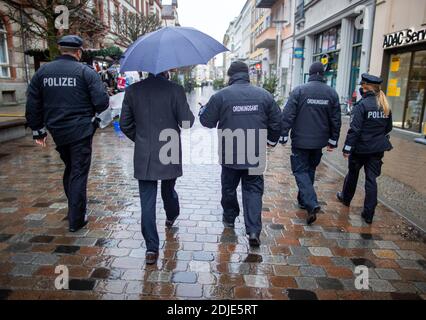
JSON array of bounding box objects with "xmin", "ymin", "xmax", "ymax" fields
[
  {"xmin": 313, "ymin": 26, "xmax": 341, "ymax": 89},
  {"xmin": 0, "ymin": 20, "xmax": 10, "ymax": 78},
  {"xmin": 404, "ymin": 51, "xmax": 426, "ymax": 132},
  {"xmin": 386, "ymin": 52, "xmax": 412, "ymax": 129}
]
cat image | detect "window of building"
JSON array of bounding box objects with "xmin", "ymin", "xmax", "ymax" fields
[
  {"xmin": 313, "ymin": 26, "xmax": 341, "ymax": 88},
  {"xmin": 348, "ymin": 27, "xmax": 363, "ymax": 98},
  {"xmin": 0, "ymin": 20, "xmax": 10, "ymax": 78}
]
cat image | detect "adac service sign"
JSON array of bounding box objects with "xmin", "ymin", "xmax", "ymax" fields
[{"xmin": 383, "ymin": 28, "xmax": 426, "ymax": 49}]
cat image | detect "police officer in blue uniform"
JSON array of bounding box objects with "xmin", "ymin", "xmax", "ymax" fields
[
  {"xmin": 200, "ymin": 61, "xmax": 282, "ymax": 247},
  {"xmin": 281, "ymin": 62, "xmax": 342, "ymax": 225},
  {"xmin": 26, "ymin": 35, "xmax": 109, "ymax": 232},
  {"xmin": 337, "ymin": 74, "xmax": 393, "ymax": 224}
]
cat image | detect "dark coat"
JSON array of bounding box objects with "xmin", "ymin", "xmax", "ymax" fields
[
  {"xmin": 26, "ymin": 55, "xmax": 109, "ymax": 146},
  {"xmin": 281, "ymin": 74, "xmax": 342, "ymax": 150},
  {"xmin": 199, "ymin": 72, "xmax": 282, "ymax": 170},
  {"xmin": 343, "ymin": 91, "xmax": 393, "ymax": 154},
  {"xmin": 120, "ymin": 74, "xmax": 195, "ymax": 181}
]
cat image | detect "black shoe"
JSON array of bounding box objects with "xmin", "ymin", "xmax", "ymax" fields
[
  {"xmin": 336, "ymin": 192, "xmax": 350, "ymax": 207},
  {"xmin": 307, "ymin": 206, "xmax": 320, "ymax": 225},
  {"xmin": 222, "ymin": 217, "xmax": 235, "ymax": 229},
  {"xmin": 248, "ymin": 233, "xmax": 261, "ymax": 247},
  {"xmin": 361, "ymin": 212, "xmax": 373, "ymax": 225},
  {"xmin": 166, "ymin": 216, "xmax": 178, "ymax": 229},
  {"xmin": 69, "ymin": 219, "xmax": 88, "ymax": 233},
  {"xmin": 145, "ymin": 251, "xmax": 159, "ymax": 265}
]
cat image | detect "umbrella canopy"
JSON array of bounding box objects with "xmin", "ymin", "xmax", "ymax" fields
[{"xmin": 120, "ymin": 26, "xmax": 228, "ymax": 74}]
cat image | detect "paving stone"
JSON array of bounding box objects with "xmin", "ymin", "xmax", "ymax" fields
[
  {"xmin": 308, "ymin": 247, "xmax": 333, "ymax": 257},
  {"xmin": 24, "ymin": 214, "xmax": 46, "ymax": 221},
  {"xmin": 299, "ymin": 266, "xmax": 326, "ymax": 278},
  {"xmin": 396, "ymin": 250, "xmax": 424, "ymax": 260},
  {"xmin": 369, "ymin": 279, "xmax": 397, "ymax": 292},
  {"xmin": 53, "ymin": 245, "xmax": 80, "ymax": 255},
  {"xmin": 172, "ymin": 272, "xmax": 197, "ymax": 284},
  {"xmin": 374, "ymin": 241, "xmax": 399, "ymax": 250},
  {"xmin": 295, "ymin": 277, "xmax": 319, "ymax": 290},
  {"xmin": 243, "ymin": 275, "xmax": 269, "ymax": 288},
  {"xmin": 289, "ymin": 246, "xmax": 311, "ymax": 256},
  {"xmin": 147, "ymin": 271, "xmax": 172, "ymax": 283},
  {"xmin": 286, "ymin": 256, "xmax": 309, "ymax": 266},
  {"xmin": 69, "ymin": 279, "xmax": 96, "ymax": 291},
  {"xmin": 286, "ymin": 289, "xmax": 318, "ymax": 300},
  {"xmin": 189, "ymin": 261, "xmax": 211, "ymax": 273},
  {"xmin": 193, "ymin": 252, "xmax": 214, "ymax": 261},
  {"xmin": 0, "ymin": 234, "xmax": 13, "ymax": 242},
  {"xmin": 73, "ymin": 238, "xmax": 98, "ymax": 247},
  {"xmin": 414, "ymin": 282, "xmax": 426, "ymax": 293},
  {"xmin": 29, "ymin": 235, "xmax": 55, "ymax": 243},
  {"xmin": 176, "ymin": 284, "xmax": 203, "ymax": 298},
  {"xmin": 317, "ymin": 277, "xmax": 344, "ymax": 290},
  {"xmin": 375, "ymin": 268, "xmax": 402, "ymax": 280},
  {"xmin": 33, "ymin": 254, "xmax": 59, "ymax": 265},
  {"xmin": 11, "ymin": 253, "xmax": 37, "ymax": 264},
  {"xmin": 10, "ymin": 264, "xmax": 39, "ymax": 276}
]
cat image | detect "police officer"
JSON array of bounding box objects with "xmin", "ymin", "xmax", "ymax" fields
[
  {"xmin": 26, "ymin": 35, "xmax": 109, "ymax": 232},
  {"xmin": 200, "ymin": 61, "xmax": 281, "ymax": 247},
  {"xmin": 337, "ymin": 74, "xmax": 393, "ymax": 224},
  {"xmin": 281, "ymin": 62, "xmax": 342, "ymax": 225}
]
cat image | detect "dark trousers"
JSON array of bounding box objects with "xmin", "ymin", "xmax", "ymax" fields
[
  {"xmin": 290, "ymin": 147, "xmax": 323, "ymax": 213},
  {"xmin": 221, "ymin": 166, "xmax": 264, "ymax": 235},
  {"xmin": 56, "ymin": 136, "xmax": 93, "ymax": 228},
  {"xmin": 341, "ymin": 152, "xmax": 384, "ymax": 218},
  {"xmin": 138, "ymin": 179, "xmax": 180, "ymax": 253}
]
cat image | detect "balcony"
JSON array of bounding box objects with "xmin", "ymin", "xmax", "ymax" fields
[
  {"xmin": 255, "ymin": 27, "xmax": 276, "ymax": 49},
  {"xmin": 256, "ymin": 0, "xmax": 278, "ymax": 8}
]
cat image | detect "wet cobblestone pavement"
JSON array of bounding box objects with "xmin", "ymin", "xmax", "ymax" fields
[{"xmin": 0, "ymin": 88, "xmax": 425, "ymax": 300}]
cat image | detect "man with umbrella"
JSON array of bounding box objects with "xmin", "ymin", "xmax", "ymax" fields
[
  {"xmin": 120, "ymin": 72, "xmax": 195, "ymax": 265},
  {"xmin": 118, "ymin": 26, "xmax": 228, "ymax": 263}
]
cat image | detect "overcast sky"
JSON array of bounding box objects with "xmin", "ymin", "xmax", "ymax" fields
[{"xmin": 165, "ymin": 0, "xmax": 247, "ymax": 43}]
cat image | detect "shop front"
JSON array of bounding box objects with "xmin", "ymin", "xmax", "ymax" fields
[{"xmin": 382, "ymin": 28, "xmax": 426, "ymax": 134}]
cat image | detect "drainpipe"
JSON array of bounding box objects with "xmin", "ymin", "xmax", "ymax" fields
[{"xmin": 19, "ymin": 6, "xmax": 30, "ymax": 84}]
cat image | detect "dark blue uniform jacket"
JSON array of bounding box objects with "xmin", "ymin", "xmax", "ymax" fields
[
  {"xmin": 199, "ymin": 72, "xmax": 282, "ymax": 170},
  {"xmin": 281, "ymin": 74, "xmax": 342, "ymax": 149},
  {"xmin": 26, "ymin": 55, "xmax": 109, "ymax": 146},
  {"xmin": 343, "ymin": 91, "xmax": 393, "ymax": 154}
]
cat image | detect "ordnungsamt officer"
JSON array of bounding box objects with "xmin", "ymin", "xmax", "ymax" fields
[
  {"xmin": 199, "ymin": 61, "xmax": 282, "ymax": 247},
  {"xmin": 337, "ymin": 74, "xmax": 393, "ymax": 224},
  {"xmin": 26, "ymin": 35, "xmax": 109, "ymax": 232},
  {"xmin": 281, "ymin": 62, "xmax": 342, "ymax": 225}
]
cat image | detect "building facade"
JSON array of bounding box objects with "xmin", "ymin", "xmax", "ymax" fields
[
  {"xmin": 0, "ymin": 0, "xmax": 164, "ymax": 108},
  {"xmin": 292, "ymin": 0, "xmax": 376, "ymax": 103},
  {"xmin": 162, "ymin": 0, "xmax": 179, "ymax": 27},
  {"xmin": 370, "ymin": 0, "xmax": 426, "ymax": 135}
]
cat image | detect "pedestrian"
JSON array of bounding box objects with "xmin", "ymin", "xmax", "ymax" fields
[
  {"xmin": 281, "ymin": 62, "xmax": 342, "ymax": 225},
  {"xmin": 25, "ymin": 35, "xmax": 109, "ymax": 232},
  {"xmin": 120, "ymin": 71, "xmax": 195, "ymax": 265},
  {"xmin": 199, "ymin": 61, "xmax": 281, "ymax": 247},
  {"xmin": 337, "ymin": 74, "xmax": 393, "ymax": 224}
]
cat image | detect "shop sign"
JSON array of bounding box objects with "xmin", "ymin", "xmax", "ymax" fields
[
  {"xmin": 383, "ymin": 28, "xmax": 426, "ymax": 49},
  {"xmin": 320, "ymin": 54, "xmax": 329, "ymax": 67},
  {"xmin": 294, "ymin": 47, "xmax": 304, "ymax": 59}
]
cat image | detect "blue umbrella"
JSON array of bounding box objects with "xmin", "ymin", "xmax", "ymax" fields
[{"xmin": 120, "ymin": 26, "xmax": 229, "ymax": 74}]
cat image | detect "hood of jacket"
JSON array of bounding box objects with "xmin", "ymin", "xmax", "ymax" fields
[{"xmin": 228, "ymin": 72, "xmax": 250, "ymax": 86}]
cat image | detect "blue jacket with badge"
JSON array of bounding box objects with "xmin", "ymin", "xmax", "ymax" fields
[
  {"xmin": 26, "ymin": 55, "xmax": 109, "ymax": 146},
  {"xmin": 343, "ymin": 91, "xmax": 393, "ymax": 154},
  {"xmin": 281, "ymin": 74, "xmax": 342, "ymax": 149},
  {"xmin": 199, "ymin": 72, "xmax": 281, "ymax": 170}
]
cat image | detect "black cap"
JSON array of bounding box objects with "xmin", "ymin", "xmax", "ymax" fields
[
  {"xmin": 227, "ymin": 61, "xmax": 249, "ymax": 77},
  {"xmin": 58, "ymin": 35, "xmax": 83, "ymax": 49},
  {"xmin": 309, "ymin": 62, "xmax": 325, "ymax": 76},
  {"xmin": 360, "ymin": 73, "xmax": 383, "ymax": 85}
]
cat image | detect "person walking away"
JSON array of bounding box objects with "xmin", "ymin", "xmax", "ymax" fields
[
  {"xmin": 25, "ymin": 35, "xmax": 109, "ymax": 232},
  {"xmin": 337, "ymin": 74, "xmax": 393, "ymax": 224},
  {"xmin": 199, "ymin": 61, "xmax": 281, "ymax": 247},
  {"xmin": 120, "ymin": 72, "xmax": 195, "ymax": 265},
  {"xmin": 281, "ymin": 62, "xmax": 342, "ymax": 225}
]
